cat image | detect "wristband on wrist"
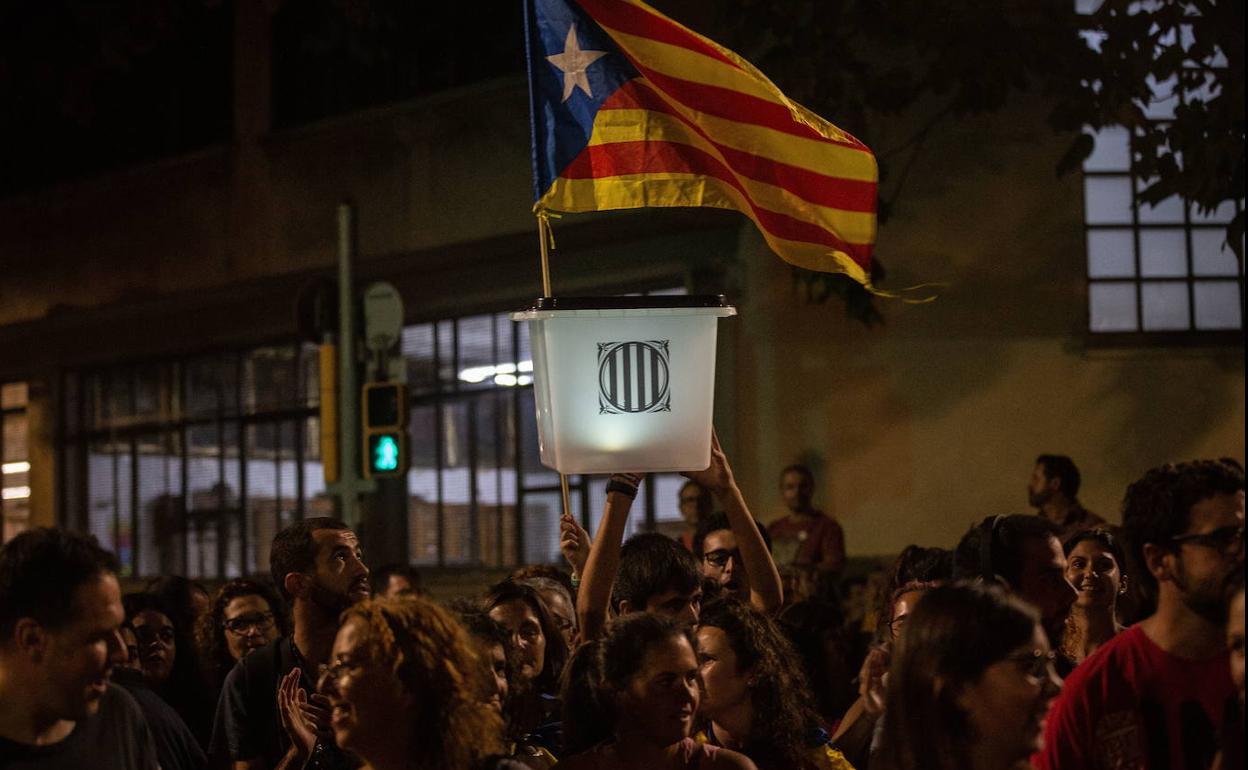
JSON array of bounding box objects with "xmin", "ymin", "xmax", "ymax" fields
[{"xmin": 605, "ymin": 477, "xmax": 638, "ymax": 498}]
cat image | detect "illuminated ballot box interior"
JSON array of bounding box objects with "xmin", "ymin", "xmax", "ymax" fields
[{"xmin": 511, "ymin": 296, "xmax": 736, "ymax": 474}]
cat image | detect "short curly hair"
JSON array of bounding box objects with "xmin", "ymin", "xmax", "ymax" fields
[
  {"xmin": 1121, "ymin": 459, "xmax": 1244, "ymax": 597},
  {"xmin": 196, "ymin": 579, "xmax": 289, "ymax": 688},
  {"xmin": 339, "ymin": 597, "xmax": 504, "ymax": 770}
]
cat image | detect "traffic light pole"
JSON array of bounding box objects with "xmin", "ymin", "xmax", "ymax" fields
[{"xmin": 332, "ymin": 201, "xmax": 374, "ymax": 527}]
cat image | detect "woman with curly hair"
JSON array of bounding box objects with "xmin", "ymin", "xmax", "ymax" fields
[
  {"xmin": 196, "ymin": 578, "xmax": 289, "ymax": 691},
  {"xmin": 696, "ymin": 598, "xmax": 855, "ymax": 770},
  {"xmin": 290, "ymin": 596, "xmax": 521, "ymax": 770}
]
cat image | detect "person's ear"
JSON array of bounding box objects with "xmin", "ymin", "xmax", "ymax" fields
[
  {"xmin": 13, "ymin": 618, "xmax": 49, "ymax": 662},
  {"xmin": 617, "ymin": 599, "xmax": 635, "ymax": 616},
  {"xmin": 284, "ymin": 572, "xmax": 309, "ymax": 600},
  {"xmin": 1141, "ymin": 543, "xmax": 1172, "ymax": 584},
  {"xmin": 1118, "ymin": 574, "xmax": 1130, "ymax": 595}
]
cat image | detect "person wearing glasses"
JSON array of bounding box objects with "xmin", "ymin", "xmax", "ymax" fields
[
  {"xmin": 874, "ymin": 582, "xmax": 1061, "ymax": 770},
  {"xmin": 829, "ymin": 578, "xmax": 941, "ymax": 770},
  {"xmin": 197, "ymin": 579, "xmax": 288, "ymax": 693},
  {"xmin": 1038, "ymin": 459, "xmax": 1244, "ymax": 770},
  {"xmin": 208, "ymin": 517, "xmax": 370, "ymax": 770},
  {"xmin": 692, "ymin": 508, "xmax": 778, "ymax": 613}
]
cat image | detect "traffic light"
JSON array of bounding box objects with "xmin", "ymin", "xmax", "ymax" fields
[{"xmin": 362, "ymin": 382, "xmax": 408, "ymax": 478}]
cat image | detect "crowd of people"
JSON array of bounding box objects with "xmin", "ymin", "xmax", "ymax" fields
[{"xmin": 0, "ymin": 444, "xmax": 1242, "ymax": 770}]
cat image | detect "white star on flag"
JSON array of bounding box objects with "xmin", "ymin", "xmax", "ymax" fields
[{"xmin": 545, "ymin": 24, "xmax": 608, "ymax": 103}]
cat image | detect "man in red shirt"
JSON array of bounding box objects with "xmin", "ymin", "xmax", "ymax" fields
[
  {"xmin": 767, "ymin": 464, "xmax": 845, "ymax": 602},
  {"xmin": 1037, "ymin": 459, "xmax": 1244, "ymax": 770}
]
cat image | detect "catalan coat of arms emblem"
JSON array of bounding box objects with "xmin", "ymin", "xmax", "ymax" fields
[{"xmin": 597, "ymin": 340, "xmax": 671, "ymax": 414}]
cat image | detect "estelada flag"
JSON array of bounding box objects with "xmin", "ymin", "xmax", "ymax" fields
[{"xmin": 525, "ymin": 0, "xmax": 878, "ymax": 285}]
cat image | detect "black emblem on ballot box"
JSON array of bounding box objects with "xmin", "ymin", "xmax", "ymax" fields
[{"xmin": 598, "ymin": 341, "xmax": 671, "ymax": 414}]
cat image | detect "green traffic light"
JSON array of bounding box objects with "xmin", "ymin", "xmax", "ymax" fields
[{"xmin": 371, "ymin": 434, "xmax": 401, "ymax": 472}]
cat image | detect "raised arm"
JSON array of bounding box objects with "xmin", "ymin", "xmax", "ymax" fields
[
  {"xmin": 684, "ymin": 431, "xmax": 784, "ymax": 614},
  {"xmin": 575, "ymin": 473, "xmax": 643, "ymax": 643}
]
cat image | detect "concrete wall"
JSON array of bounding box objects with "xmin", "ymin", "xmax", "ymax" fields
[{"xmin": 725, "ymin": 96, "xmax": 1245, "ymax": 555}]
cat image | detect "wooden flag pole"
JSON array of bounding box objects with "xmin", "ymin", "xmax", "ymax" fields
[{"xmin": 538, "ymin": 213, "xmax": 575, "ymax": 528}]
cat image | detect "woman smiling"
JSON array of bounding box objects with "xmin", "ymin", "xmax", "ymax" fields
[{"xmin": 300, "ymin": 597, "xmax": 519, "ymax": 770}]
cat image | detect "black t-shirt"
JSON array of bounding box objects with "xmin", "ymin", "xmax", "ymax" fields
[
  {"xmin": 113, "ymin": 666, "xmax": 207, "ymax": 770},
  {"xmin": 208, "ymin": 636, "xmax": 311, "ymax": 768},
  {"xmin": 0, "ymin": 683, "xmax": 159, "ymax": 770},
  {"xmin": 208, "ymin": 636, "xmax": 358, "ymax": 770}
]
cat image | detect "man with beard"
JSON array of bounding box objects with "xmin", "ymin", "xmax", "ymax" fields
[
  {"xmin": 209, "ymin": 517, "xmax": 370, "ymax": 770},
  {"xmin": 953, "ymin": 513, "xmax": 1078, "ymax": 674},
  {"xmin": 1028, "ymin": 454, "xmax": 1107, "ymax": 543},
  {"xmin": 1037, "ymin": 460, "xmax": 1244, "ymax": 770},
  {"xmin": 0, "ymin": 528, "xmax": 159, "ymax": 770}
]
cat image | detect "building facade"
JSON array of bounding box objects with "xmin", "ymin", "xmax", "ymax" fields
[{"xmin": 1, "ymin": 2, "xmax": 1242, "ymax": 578}]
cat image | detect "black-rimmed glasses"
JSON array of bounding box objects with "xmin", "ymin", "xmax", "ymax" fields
[
  {"xmin": 223, "ymin": 612, "xmax": 275, "ymax": 635},
  {"xmin": 1171, "ymin": 526, "xmax": 1244, "ymax": 556},
  {"xmin": 1004, "ymin": 648, "xmax": 1058, "ymax": 679},
  {"xmin": 703, "ymin": 548, "xmax": 742, "ymax": 568}
]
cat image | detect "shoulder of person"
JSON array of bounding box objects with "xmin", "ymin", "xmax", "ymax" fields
[
  {"xmin": 225, "ymin": 637, "xmax": 286, "ymax": 687},
  {"xmin": 102, "ymin": 681, "xmax": 146, "ymax": 722},
  {"xmin": 1068, "ymin": 625, "xmax": 1142, "ymax": 689}
]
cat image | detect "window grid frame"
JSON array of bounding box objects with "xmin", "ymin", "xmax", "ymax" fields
[
  {"xmin": 57, "ymin": 284, "xmax": 689, "ymax": 576},
  {"xmin": 1082, "ymin": 50, "xmax": 1244, "ymax": 339}
]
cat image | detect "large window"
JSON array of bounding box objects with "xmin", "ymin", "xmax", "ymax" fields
[
  {"xmin": 1080, "ymin": 6, "xmax": 1244, "ymax": 335},
  {"xmin": 2, "ymin": 382, "xmax": 30, "ymax": 543},
  {"xmin": 60, "ymin": 291, "xmax": 689, "ymax": 578},
  {"xmin": 1084, "ymin": 126, "xmax": 1244, "ymax": 334},
  {"xmin": 61, "ymin": 346, "xmax": 322, "ymax": 579}
]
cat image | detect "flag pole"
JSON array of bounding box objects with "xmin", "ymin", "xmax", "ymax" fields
[{"xmin": 537, "ymin": 211, "xmax": 575, "ymax": 531}]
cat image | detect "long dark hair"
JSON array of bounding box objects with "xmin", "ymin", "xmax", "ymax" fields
[
  {"xmin": 699, "ymin": 598, "xmax": 824, "ymax": 770},
  {"xmin": 561, "ymin": 613, "xmax": 695, "ymax": 755},
  {"xmin": 124, "ymin": 592, "xmax": 214, "ymax": 745},
  {"xmin": 196, "ymin": 578, "xmax": 290, "ymax": 688},
  {"xmin": 483, "ymin": 578, "xmax": 568, "ymax": 696},
  {"xmin": 875, "ymin": 582, "xmax": 1039, "ymax": 770}
]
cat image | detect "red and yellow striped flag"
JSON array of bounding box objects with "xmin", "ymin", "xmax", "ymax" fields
[{"xmin": 526, "ymin": 0, "xmax": 878, "ymax": 284}]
